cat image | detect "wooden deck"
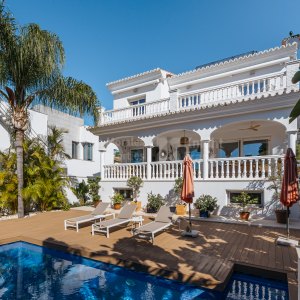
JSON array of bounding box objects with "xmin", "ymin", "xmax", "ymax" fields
[{"xmin": 0, "ymin": 209, "xmax": 298, "ymax": 298}]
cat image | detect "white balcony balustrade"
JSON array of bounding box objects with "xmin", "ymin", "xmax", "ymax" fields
[
  {"xmin": 104, "ymin": 163, "xmax": 147, "ymax": 180},
  {"xmin": 178, "ymin": 73, "xmax": 285, "ymax": 110},
  {"xmin": 208, "ymin": 155, "xmax": 283, "ymax": 180},
  {"xmin": 150, "ymin": 160, "xmax": 203, "ymax": 180},
  {"xmin": 100, "ymin": 72, "xmax": 286, "ymax": 125},
  {"xmin": 102, "ymin": 156, "xmax": 283, "ymax": 181},
  {"xmin": 101, "ymin": 98, "xmax": 170, "ymax": 125}
]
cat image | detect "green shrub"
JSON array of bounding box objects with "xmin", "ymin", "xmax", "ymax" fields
[
  {"xmin": 111, "ymin": 193, "xmax": 124, "ymax": 205},
  {"xmin": 232, "ymin": 192, "xmax": 258, "ymax": 212},
  {"xmin": 87, "ymin": 176, "xmax": 101, "ymax": 204},
  {"xmin": 146, "ymin": 192, "xmax": 165, "ymax": 213},
  {"xmin": 71, "ymin": 180, "xmax": 89, "ymax": 206},
  {"xmin": 194, "ymin": 195, "xmax": 218, "ymax": 212}
]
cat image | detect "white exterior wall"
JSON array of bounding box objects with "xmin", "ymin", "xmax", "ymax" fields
[
  {"xmin": 32, "ymin": 105, "xmax": 105, "ymax": 179},
  {"xmin": 34, "ymin": 105, "xmax": 83, "ymax": 156},
  {"xmin": 98, "ymin": 180, "xmax": 300, "ymax": 219},
  {"xmin": 28, "ymin": 109, "xmax": 48, "ymax": 138},
  {"xmin": 0, "ymin": 124, "xmax": 11, "ymax": 150},
  {"xmin": 108, "ymin": 69, "xmax": 171, "ymax": 110},
  {"xmin": 0, "ymin": 105, "xmax": 48, "ymax": 152}
]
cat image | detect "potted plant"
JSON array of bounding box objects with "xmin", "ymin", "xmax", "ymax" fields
[
  {"xmin": 267, "ymin": 174, "xmax": 287, "ymax": 224},
  {"xmin": 87, "ymin": 176, "xmax": 101, "ymax": 207},
  {"xmin": 173, "ymin": 177, "xmax": 186, "ymax": 215},
  {"xmin": 232, "ymin": 192, "xmax": 257, "ymax": 221},
  {"xmin": 127, "ymin": 176, "xmax": 143, "ymax": 211},
  {"xmin": 111, "ymin": 192, "xmax": 124, "ymax": 210},
  {"xmin": 146, "ymin": 192, "xmax": 165, "ymax": 213},
  {"xmin": 194, "ymin": 195, "xmax": 218, "ymax": 218}
]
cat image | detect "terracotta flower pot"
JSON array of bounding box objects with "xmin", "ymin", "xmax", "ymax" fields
[
  {"xmin": 176, "ymin": 204, "xmax": 186, "ymax": 215},
  {"xmin": 114, "ymin": 203, "xmax": 121, "ymax": 210},
  {"xmin": 239, "ymin": 211, "xmax": 250, "ymax": 221}
]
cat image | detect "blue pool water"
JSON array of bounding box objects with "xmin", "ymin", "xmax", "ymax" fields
[{"xmin": 0, "ymin": 242, "xmax": 288, "ymax": 300}]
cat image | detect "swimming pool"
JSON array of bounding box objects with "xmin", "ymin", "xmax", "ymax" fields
[{"xmin": 0, "ymin": 242, "xmax": 288, "ymax": 299}]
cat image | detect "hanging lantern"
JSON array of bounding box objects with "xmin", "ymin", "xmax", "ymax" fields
[{"xmin": 180, "ymin": 130, "xmax": 189, "ymax": 145}]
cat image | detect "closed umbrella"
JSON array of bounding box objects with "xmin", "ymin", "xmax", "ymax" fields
[
  {"xmin": 280, "ymin": 148, "xmax": 299, "ymax": 240},
  {"xmin": 181, "ymin": 154, "xmax": 198, "ymax": 237}
]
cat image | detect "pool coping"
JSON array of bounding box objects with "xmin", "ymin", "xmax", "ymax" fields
[{"xmin": 0, "ymin": 234, "xmax": 295, "ymax": 299}]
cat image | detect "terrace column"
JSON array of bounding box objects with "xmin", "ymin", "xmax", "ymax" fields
[
  {"xmin": 287, "ymin": 130, "xmax": 298, "ymax": 154},
  {"xmin": 202, "ymin": 140, "xmax": 210, "ymax": 180},
  {"xmin": 99, "ymin": 149, "xmax": 106, "ymax": 179},
  {"xmin": 146, "ymin": 145, "xmax": 153, "ymax": 180}
]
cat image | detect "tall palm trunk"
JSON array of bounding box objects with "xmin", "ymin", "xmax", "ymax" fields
[{"xmin": 15, "ymin": 129, "xmax": 24, "ymax": 218}]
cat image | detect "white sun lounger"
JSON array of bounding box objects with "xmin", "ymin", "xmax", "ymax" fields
[
  {"xmin": 64, "ymin": 202, "xmax": 114, "ymax": 232},
  {"xmin": 92, "ymin": 203, "xmax": 136, "ymax": 238},
  {"xmin": 133, "ymin": 206, "xmax": 173, "ymax": 244}
]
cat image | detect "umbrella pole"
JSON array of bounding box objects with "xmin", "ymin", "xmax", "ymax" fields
[
  {"xmin": 188, "ymin": 203, "xmax": 192, "ymax": 232},
  {"xmin": 287, "ymin": 207, "xmax": 290, "ymax": 240}
]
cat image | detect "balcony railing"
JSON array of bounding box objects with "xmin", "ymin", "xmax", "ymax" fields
[
  {"xmin": 101, "ymin": 98, "xmax": 170, "ymax": 124},
  {"xmin": 178, "ymin": 73, "xmax": 285, "ymax": 110},
  {"xmin": 208, "ymin": 155, "xmax": 283, "ymax": 180},
  {"xmin": 102, "ymin": 155, "xmax": 283, "ymax": 181},
  {"xmin": 100, "ymin": 72, "xmax": 287, "ymax": 125}
]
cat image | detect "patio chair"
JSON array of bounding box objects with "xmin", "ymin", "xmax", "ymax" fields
[
  {"xmin": 92, "ymin": 203, "xmax": 137, "ymax": 238},
  {"xmin": 64, "ymin": 202, "xmax": 114, "ymax": 232},
  {"xmin": 132, "ymin": 206, "xmax": 173, "ymax": 244}
]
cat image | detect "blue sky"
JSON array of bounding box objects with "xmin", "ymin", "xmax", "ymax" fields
[{"xmin": 5, "ymin": 0, "xmax": 300, "ymax": 125}]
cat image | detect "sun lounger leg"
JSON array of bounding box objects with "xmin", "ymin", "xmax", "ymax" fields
[
  {"xmin": 64, "ymin": 221, "xmax": 67, "ymax": 230},
  {"xmin": 92, "ymin": 225, "xmax": 94, "ymax": 236},
  {"xmin": 76, "ymin": 223, "xmax": 79, "ymax": 232},
  {"xmin": 107, "ymin": 228, "xmax": 109, "ymax": 238},
  {"xmin": 152, "ymin": 233, "xmax": 154, "ymax": 244}
]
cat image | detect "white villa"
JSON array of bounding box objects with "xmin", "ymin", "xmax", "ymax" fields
[{"xmin": 89, "ymin": 42, "xmax": 300, "ymax": 216}]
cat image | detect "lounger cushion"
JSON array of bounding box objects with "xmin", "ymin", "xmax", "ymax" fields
[
  {"xmin": 94, "ymin": 218, "xmax": 129, "ymax": 228},
  {"xmin": 134, "ymin": 221, "xmax": 170, "ymax": 233},
  {"xmin": 66, "ymin": 214, "xmax": 94, "ymax": 223},
  {"xmin": 118, "ymin": 204, "xmax": 137, "ymax": 219},
  {"xmin": 91, "ymin": 202, "xmax": 109, "ymax": 216},
  {"xmin": 155, "ymin": 206, "xmax": 173, "ymax": 223}
]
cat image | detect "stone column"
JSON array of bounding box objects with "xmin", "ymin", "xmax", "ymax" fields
[
  {"xmin": 202, "ymin": 140, "xmax": 210, "ymax": 180},
  {"xmin": 287, "ymin": 130, "xmax": 298, "ymax": 154},
  {"xmin": 99, "ymin": 150, "xmax": 106, "ymax": 179}
]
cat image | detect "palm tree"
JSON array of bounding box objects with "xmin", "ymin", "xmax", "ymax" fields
[
  {"xmin": 0, "ymin": 5, "xmax": 99, "ymax": 217},
  {"xmin": 47, "ymin": 126, "xmax": 70, "ymax": 161}
]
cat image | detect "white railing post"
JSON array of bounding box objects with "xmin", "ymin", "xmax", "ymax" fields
[{"xmin": 202, "ymin": 140, "xmax": 209, "ymax": 180}]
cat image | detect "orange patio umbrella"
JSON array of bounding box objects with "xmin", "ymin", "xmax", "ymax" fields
[
  {"xmin": 280, "ymin": 148, "xmax": 299, "ymax": 239},
  {"xmin": 181, "ymin": 154, "xmax": 195, "ymax": 233}
]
